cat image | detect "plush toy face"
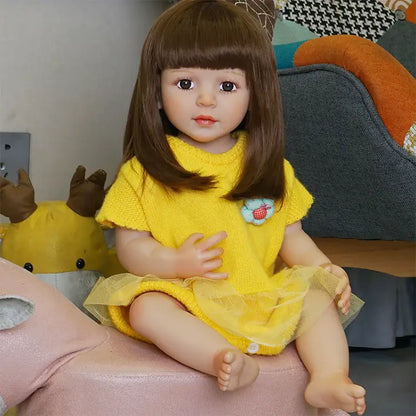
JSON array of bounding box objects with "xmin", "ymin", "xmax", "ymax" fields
[
  {"xmin": 0, "ymin": 166, "xmax": 113, "ymax": 311},
  {"xmin": 2, "ymin": 201, "xmax": 108, "ymax": 274}
]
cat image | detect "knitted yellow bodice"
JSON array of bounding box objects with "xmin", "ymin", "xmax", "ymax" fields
[{"xmin": 97, "ymin": 132, "xmax": 313, "ymax": 295}]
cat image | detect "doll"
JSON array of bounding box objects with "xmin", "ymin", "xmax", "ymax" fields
[{"xmin": 84, "ymin": 0, "xmax": 366, "ymax": 414}]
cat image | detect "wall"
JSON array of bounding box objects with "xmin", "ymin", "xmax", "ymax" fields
[{"xmin": 0, "ymin": 0, "xmax": 168, "ymax": 210}]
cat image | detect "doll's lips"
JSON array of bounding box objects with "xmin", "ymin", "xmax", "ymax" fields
[{"xmin": 194, "ymin": 115, "xmax": 216, "ymax": 126}]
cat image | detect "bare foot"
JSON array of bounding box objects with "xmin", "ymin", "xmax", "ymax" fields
[
  {"xmin": 214, "ymin": 349, "xmax": 259, "ymax": 392},
  {"xmin": 305, "ymin": 373, "xmax": 366, "ymax": 415}
]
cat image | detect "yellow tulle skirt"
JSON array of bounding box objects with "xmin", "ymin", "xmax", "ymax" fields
[{"xmin": 84, "ymin": 266, "xmax": 363, "ymax": 355}]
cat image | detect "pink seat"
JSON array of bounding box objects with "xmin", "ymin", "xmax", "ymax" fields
[
  {"xmin": 19, "ymin": 328, "xmax": 347, "ymax": 416},
  {"xmin": 0, "ymin": 259, "xmax": 347, "ymax": 416}
]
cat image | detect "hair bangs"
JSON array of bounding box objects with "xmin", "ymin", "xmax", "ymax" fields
[{"xmin": 152, "ymin": 0, "xmax": 266, "ymax": 73}]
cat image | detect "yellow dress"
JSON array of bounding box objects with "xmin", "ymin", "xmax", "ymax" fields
[{"xmin": 85, "ymin": 132, "xmax": 363, "ymax": 355}]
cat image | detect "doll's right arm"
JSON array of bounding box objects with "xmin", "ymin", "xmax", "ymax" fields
[{"xmin": 115, "ymin": 227, "xmax": 228, "ymax": 280}]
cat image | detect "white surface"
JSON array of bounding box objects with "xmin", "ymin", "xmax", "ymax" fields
[{"xmin": 0, "ymin": 0, "xmax": 168, "ymax": 220}]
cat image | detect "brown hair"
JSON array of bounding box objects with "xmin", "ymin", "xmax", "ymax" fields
[{"xmin": 123, "ymin": 0, "xmax": 285, "ymax": 201}]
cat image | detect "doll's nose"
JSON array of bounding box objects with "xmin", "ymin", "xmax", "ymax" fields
[{"xmin": 196, "ymin": 90, "xmax": 216, "ymax": 107}]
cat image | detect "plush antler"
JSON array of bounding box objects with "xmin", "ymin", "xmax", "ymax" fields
[
  {"xmin": 0, "ymin": 169, "xmax": 38, "ymax": 223},
  {"xmin": 66, "ymin": 166, "xmax": 107, "ymax": 217}
]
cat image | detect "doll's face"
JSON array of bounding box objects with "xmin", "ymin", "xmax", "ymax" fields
[{"xmin": 161, "ymin": 67, "xmax": 250, "ymax": 153}]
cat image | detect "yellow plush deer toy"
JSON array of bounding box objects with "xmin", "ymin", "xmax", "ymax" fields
[{"xmin": 0, "ymin": 166, "xmax": 121, "ymax": 312}]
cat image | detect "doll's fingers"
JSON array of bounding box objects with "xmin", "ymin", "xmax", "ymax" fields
[
  {"xmin": 344, "ymin": 300, "xmax": 351, "ymax": 315},
  {"xmin": 203, "ymin": 271, "xmax": 229, "ymax": 280},
  {"xmin": 335, "ymin": 275, "xmax": 348, "ymax": 295},
  {"xmin": 338, "ymin": 299, "xmax": 350, "ymax": 315},
  {"xmin": 200, "ymin": 247, "xmax": 224, "ymax": 261},
  {"xmin": 337, "ymin": 291, "xmax": 350, "ymax": 309},
  {"xmin": 337, "ymin": 286, "xmax": 351, "ymax": 314},
  {"xmin": 183, "ymin": 233, "xmax": 205, "ymax": 247},
  {"xmin": 202, "ymin": 258, "xmax": 223, "ymax": 271},
  {"xmin": 340, "ymin": 283, "xmax": 351, "ymax": 301},
  {"xmin": 198, "ymin": 231, "xmax": 227, "ymax": 250}
]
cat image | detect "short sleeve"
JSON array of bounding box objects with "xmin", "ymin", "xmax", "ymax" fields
[
  {"xmin": 96, "ymin": 159, "xmax": 150, "ymax": 231},
  {"xmin": 284, "ymin": 160, "xmax": 314, "ymax": 225}
]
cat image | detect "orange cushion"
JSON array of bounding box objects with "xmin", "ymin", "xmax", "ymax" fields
[
  {"xmin": 406, "ymin": 1, "xmax": 416, "ymax": 23},
  {"xmin": 293, "ymin": 35, "xmax": 416, "ymax": 147}
]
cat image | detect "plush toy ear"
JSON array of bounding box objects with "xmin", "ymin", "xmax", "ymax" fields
[
  {"xmin": 66, "ymin": 166, "xmax": 107, "ymax": 217},
  {"xmin": 0, "ymin": 295, "xmax": 34, "ymax": 330},
  {"xmin": 0, "ymin": 169, "xmax": 37, "ymax": 223}
]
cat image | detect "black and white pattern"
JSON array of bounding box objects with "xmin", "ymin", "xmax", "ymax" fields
[{"xmin": 283, "ymin": 0, "xmax": 397, "ymax": 42}]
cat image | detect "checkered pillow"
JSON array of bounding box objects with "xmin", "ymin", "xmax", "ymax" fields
[{"xmin": 282, "ymin": 0, "xmax": 397, "ymax": 42}]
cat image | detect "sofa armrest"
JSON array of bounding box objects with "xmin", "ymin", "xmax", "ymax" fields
[
  {"xmin": 293, "ymin": 35, "xmax": 416, "ymax": 147},
  {"xmin": 278, "ymin": 64, "xmax": 416, "ymax": 240}
]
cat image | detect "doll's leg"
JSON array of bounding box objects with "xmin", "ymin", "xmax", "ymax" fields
[
  {"xmin": 129, "ymin": 292, "xmax": 259, "ymax": 391},
  {"xmin": 296, "ymin": 293, "xmax": 366, "ymax": 415}
]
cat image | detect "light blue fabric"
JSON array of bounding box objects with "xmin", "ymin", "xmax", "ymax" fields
[
  {"xmin": 272, "ymin": 19, "xmax": 318, "ymax": 45},
  {"xmin": 272, "ymin": 19, "xmax": 318, "ymax": 68},
  {"xmin": 273, "ymin": 41, "xmax": 306, "ymax": 69}
]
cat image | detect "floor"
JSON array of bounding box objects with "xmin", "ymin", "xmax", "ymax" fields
[{"xmin": 349, "ymin": 336, "xmax": 416, "ymax": 416}]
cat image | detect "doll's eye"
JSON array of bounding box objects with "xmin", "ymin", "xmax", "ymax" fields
[
  {"xmin": 177, "ymin": 79, "xmax": 193, "ymax": 90},
  {"xmin": 24, "ymin": 263, "xmax": 34, "ymax": 273},
  {"xmin": 220, "ymin": 81, "xmax": 237, "ymax": 92},
  {"xmin": 76, "ymin": 258, "xmax": 85, "ymax": 269}
]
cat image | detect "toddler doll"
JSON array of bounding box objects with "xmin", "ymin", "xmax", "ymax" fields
[{"xmin": 85, "ymin": 1, "xmax": 366, "ymax": 414}]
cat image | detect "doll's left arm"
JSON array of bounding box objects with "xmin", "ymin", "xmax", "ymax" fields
[{"xmin": 279, "ymin": 221, "xmax": 351, "ymax": 314}]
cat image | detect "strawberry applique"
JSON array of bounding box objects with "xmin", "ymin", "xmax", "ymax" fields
[{"xmin": 241, "ymin": 198, "xmax": 275, "ymax": 225}]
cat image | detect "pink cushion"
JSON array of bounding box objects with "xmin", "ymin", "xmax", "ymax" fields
[
  {"xmin": 0, "ymin": 259, "xmax": 347, "ymax": 415},
  {"xmin": 0, "ymin": 258, "xmax": 106, "ymax": 410},
  {"xmin": 19, "ymin": 327, "xmax": 347, "ymax": 415}
]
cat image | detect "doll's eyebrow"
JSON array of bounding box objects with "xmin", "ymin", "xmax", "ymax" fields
[
  {"xmin": 167, "ymin": 68, "xmax": 245, "ymax": 78},
  {"xmin": 224, "ymin": 69, "xmax": 245, "ymax": 77}
]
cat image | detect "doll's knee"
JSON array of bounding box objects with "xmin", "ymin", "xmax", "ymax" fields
[
  {"xmin": 303, "ymin": 288, "xmax": 334, "ymax": 311},
  {"xmin": 129, "ymin": 292, "xmax": 183, "ymax": 332}
]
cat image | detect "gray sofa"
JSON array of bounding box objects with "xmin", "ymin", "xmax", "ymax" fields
[
  {"xmin": 278, "ymin": 36, "xmax": 416, "ymax": 348},
  {"xmin": 280, "ymin": 63, "xmax": 415, "ymax": 241}
]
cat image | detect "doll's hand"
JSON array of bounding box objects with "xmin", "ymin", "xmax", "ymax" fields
[
  {"xmin": 175, "ymin": 231, "xmax": 228, "ymax": 279},
  {"xmin": 320, "ymin": 263, "xmax": 351, "ymax": 315}
]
